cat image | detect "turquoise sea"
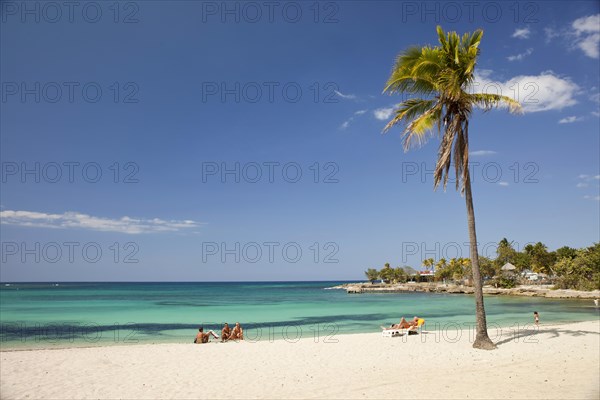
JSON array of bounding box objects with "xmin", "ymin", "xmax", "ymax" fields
[{"xmin": 1, "ymin": 282, "xmax": 598, "ymax": 349}]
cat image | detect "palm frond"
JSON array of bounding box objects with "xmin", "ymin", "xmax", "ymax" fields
[
  {"xmin": 383, "ymin": 26, "xmax": 521, "ymax": 192},
  {"xmin": 411, "ymin": 47, "xmax": 442, "ymax": 77},
  {"xmin": 436, "ymin": 26, "xmax": 447, "ymax": 49},
  {"xmin": 403, "ymin": 105, "xmax": 442, "ymax": 150},
  {"xmin": 453, "ymin": 122, "xmax": 469, "ymax": 192},
  {"xmin": 470, "ymin": 93, "xmax": 523, "ymax": 114},
  {"xmin": 384, "ymin": 47, "xmax": 441, "ymax": 96},
  {"xmin": 434, "ymin": 121, "xmax": 456, "ymax": 190},
  {"xmin": 382, "ymin": 99, "xmax": 435, "ymax": 133},
  {"xmin": 383, "ymin": 76, "xmax": 436, "ymax": 96}
]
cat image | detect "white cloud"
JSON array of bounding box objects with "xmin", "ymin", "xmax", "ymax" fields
[
  {"xmin": 373, "ymin": 107, "xmax": 394, "ymax": 120},
  {"xmin": 498, "ymin": 181, "xmax": 509, "ymax": 186},
  {"xmin": 576, "ymin": 174, "xmax": 600, "ymax": 199},
  {"xmin": 543, "ymin": 15, "xmax": 599, "ymax": 58},
  {"xmin": 472, "ymin": 70, "xmax": 579, "ymax": 113},
  {"xmin": 572, "ymin": 14, "xmax": 600, "ymax": 58},
  {"xmin": 578, "ymin": 174, "xmax": 600, "ymax": 181},
  {"xmin": 0, "ymin": 210, "xmax": 200, "ymax": 234},
  {"xmin": 576, "ymin": 174, "xmax": 600, "ymax": 198},
  {"xmin": 558, "ymin": 116, "xmax": 584, "ymax": 124},
  {"xmin": 576, "ymin": 33, "xmax": 600, "ymax": 58},
  {"xmin": 592, "ymin": 111, "xmax": 600, "ymax": 117},
  {"xmin": 512, "ymin": 28, "xmax": 531, "ymax": 39},
  {"xmin": 340, "ymin": 110, "xmax": 369, "ymax": 130},
  {"xmin": 470, "ymin": 150, "xmax": 497, "ymax": 156},
  {"xmin": 572, "ymin": 14, "xmax": 600, "ymax": 35},
  {"xmin": 334, "ymin": 90, "xmax": 357, "ymax": 100},
  {"xmin": 507, "ymin": 48, "xmax": 533, "ymax": 61}
]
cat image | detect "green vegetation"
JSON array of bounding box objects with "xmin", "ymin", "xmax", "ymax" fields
[
  {"xmin": 488, "ymin": 239, "xmax": 599, "ymax": 290},
  {"xmin": 489, "ymin": 275, "xmax": 518, "ymax": 289},
  {"xmin": 365, "ymin": 239, "xmax": 599, "ymax": 290},
  {"xmin": 422, "ymin": 258, "xmax": 435, "ymax": 272},
  {"xmin": 435, "ymin": 257, "xmax": 470, "ymax": 282},
  {"xmin": 364, "ymin": 263, "xmax": 409, "ymax": 284},
  {"xmin": 364, "ymin": 268, "xmax": 379, "ymax": 283}
]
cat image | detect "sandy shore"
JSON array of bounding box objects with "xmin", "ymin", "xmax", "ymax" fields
[{"xmin": 1, "ymin": 320, "xmax": 599, "ymax": 399}]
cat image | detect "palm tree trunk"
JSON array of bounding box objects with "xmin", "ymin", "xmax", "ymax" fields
[{"xmin": 464, "ymin": 169, "xmax": 497, "ymax": 350}]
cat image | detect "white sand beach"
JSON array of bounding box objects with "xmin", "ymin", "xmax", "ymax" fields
[{"xmin": 1, "ymin": 320, "xmax": 599, "ymax": 400}]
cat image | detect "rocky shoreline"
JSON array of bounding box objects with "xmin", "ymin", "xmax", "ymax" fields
[{"xmin": 331, "ymin": 282, "xmax": 600, "ymax": 299}]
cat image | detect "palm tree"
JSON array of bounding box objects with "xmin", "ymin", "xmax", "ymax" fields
[
  {"xmin": 364, "ymin": 268, "xmax": 380, "ymax": 283},
  {"xmin": 496, "ymin": 238, "xmax": 516, "ymax": 266},
  {"xmin": 524, "ymin": 242, "xmax": 556, "ymax": 275},
  {"xmin": 380, "ymin": 263, "xmax": 393, "ymax": 283},
  {"xmin": 392, "ymin": 267, "xmax": 408, "ymax": 284},
  {"xmin": 422, "ymin": 258, "xmax": 435, "ymax": 273},
  {"xmin": 382, "ymin": 26, "xmax": 522, "ymax": 350},
  {"xmin": 435, "ymin": 258, "xmax": 447, "ymax": 270}
]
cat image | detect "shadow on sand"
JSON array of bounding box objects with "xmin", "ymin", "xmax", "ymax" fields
[{"xmin": 495, "ymin": 325, "xmax": 600, "ymax": 347}]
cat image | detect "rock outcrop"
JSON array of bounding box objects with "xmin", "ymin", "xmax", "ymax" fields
[{"xmin": 329, "ymin": 282, "xmax": 600, "ymax": 299}]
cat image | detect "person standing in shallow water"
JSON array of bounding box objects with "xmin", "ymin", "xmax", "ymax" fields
[{"xmin": 533, "ymin": 311, "xmax": 540, "ymax": 326}]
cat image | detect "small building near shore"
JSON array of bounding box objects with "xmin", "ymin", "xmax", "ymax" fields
[
  {"xmin": 416, "ymin": 270, "xmax": 435, "ymax": 282},
  {"xmin": 521, "ymin": 269, "xmax": 539, "ymax": 281},
  {"xmin": 501, "ymin": 262, "xmax": 517, "ymax": 275}
]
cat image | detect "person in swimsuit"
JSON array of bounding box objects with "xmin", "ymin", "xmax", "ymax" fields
[
  {"xmin": 221, "ymin": 323, "xmax": 231, "ymax": 342},
  {"xmin": 194, "ymin": 326, "xmax": 219, "ymax": 343},
  {"xmin": 229, "ymin": 322, "xmax": 244, "ymax": 340},
  {"xmin": 533, "ymin": 311, "xmax": 539, "ymax": 326},
  {"xmin": 381, "ymin": 316, "xmax": 419, "ymax": 330}
]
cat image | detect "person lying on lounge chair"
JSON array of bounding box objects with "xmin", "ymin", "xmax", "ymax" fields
[{"xmin": 381, "ymin": 316, "xmax": 420, "ymax": 330}]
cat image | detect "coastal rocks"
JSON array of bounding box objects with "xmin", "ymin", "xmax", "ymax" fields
[
  {"xmin": 446, "ymin": 286, "xmax": 473, "ymax": 294},
  {"xmin": 346, "ymin": 286, "xmax": 363, "ymax": 294},
  {"xmin": 482, "ymin": 288, "xmax": 503, "ymax": 295},
  {"xmin": 544, "ymin": 289, "xmax": 600, "ymax": 299},
  {"xmin": 331, "ymin": 282, "xmax": 600, "ymax": 300}
]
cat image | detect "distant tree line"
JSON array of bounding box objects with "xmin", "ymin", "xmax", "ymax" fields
[
  {"xmin": 364, "ymin": 263, "xmax": 411, "ymax": 284},
  {"xmin": 364, "ymin": 239, "xmax": 600, "ymax": 291}
]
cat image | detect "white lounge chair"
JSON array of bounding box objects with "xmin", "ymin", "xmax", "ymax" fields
[{"xmin": 381, "ymin": 318, "xmax": 425, "ymax": 337}]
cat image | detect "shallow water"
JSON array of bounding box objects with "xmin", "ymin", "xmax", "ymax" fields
[{"xmin": 1, "ymin": 281, "xmax": 598, "ymax": 349}]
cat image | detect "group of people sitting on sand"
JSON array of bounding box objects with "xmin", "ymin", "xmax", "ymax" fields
[
  {"xmin": 381, "ymin": 316, "xmax": 423, "ymax": 333},
  {"xmin": 194, "ymin": 322, "xmax": 244, "ymax": 344}
]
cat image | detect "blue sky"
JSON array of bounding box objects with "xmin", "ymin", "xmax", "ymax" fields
[{"xmin": 1, "ymin": 1, "xmax": 599, "ymax": 282}]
